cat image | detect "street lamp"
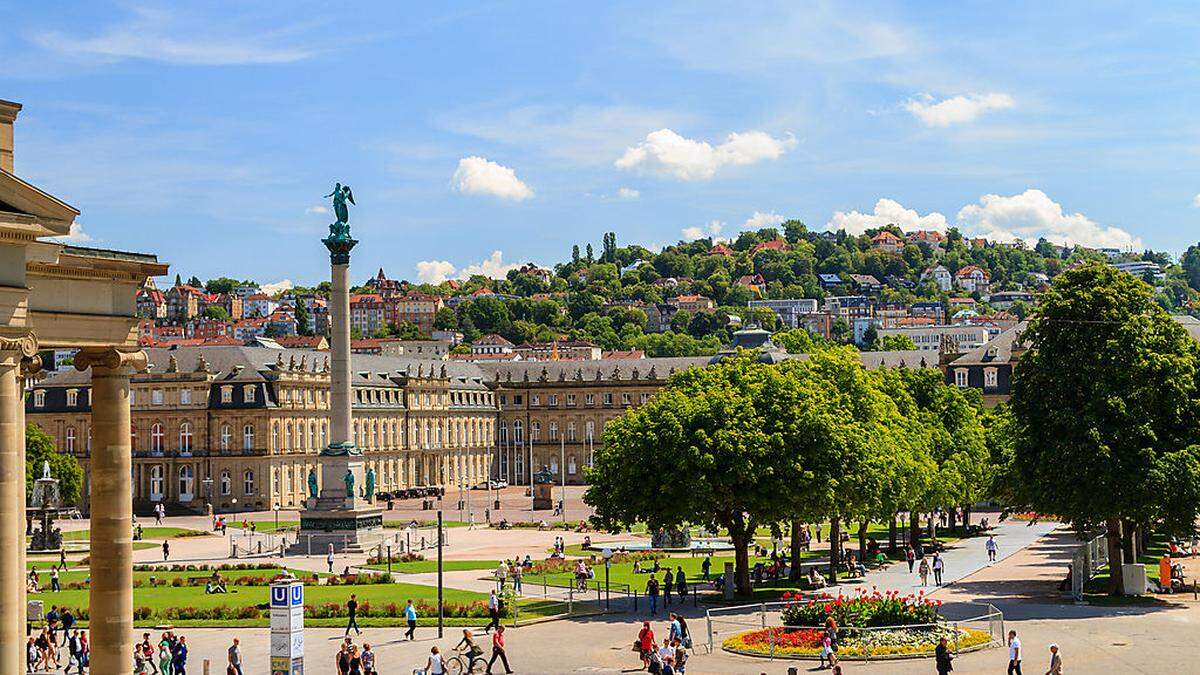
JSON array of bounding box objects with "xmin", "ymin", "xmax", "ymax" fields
[
  {"xmin": 202, "ymin": 476, "xmax": 214, "ymax": 516},
  {"xmin": 601, "ymin": 547, "xmax": 613, "ymax": 611},
  {"xmin": 273, "ymin": 503, "xmax": 281, "ymax": 532}
]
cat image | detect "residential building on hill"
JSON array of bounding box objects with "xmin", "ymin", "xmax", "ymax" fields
[
  {"xmin": 921, "ymin": 265, "xmax": 952, "ymax": 292},
  {"xmin": 954, "ymin": 265, "xmax": 991, "ymax": 294},
  {"xmin": 747, "ymin": 298, "xmax": 820, "ymax": 329},
  {"xmin": 879, "ymin": 324, "xmax": 989, "ymax": 353},
  {"xmin": 672, "ymin": 294, "xmax": 715, "ymax": 314},
  {"xmin": 870, "ymin": 230, "xmax": 905, "ymax": 252}
]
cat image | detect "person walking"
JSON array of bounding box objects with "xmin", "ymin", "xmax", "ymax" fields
[
  {"xmin": 327, "ymin": 545, "xmax": 335, "ymax": 574},
  {"xmin": 419, "ymin": 646, "xmax": 445, "ymax": 675},
  {"xmin": 932, "ymin": 551, "xmax": 945, "ymax": 586},
  {"xmin": 986, "ymin": 535, "xmax": 998, "ymax": 564},
  {"xmin": 26, "ymin": 636, "xmax": 37, "ymax": 674},
  {"xmin": 158, "ymin": 633, "xmax": 173, "ymax": 675},
  {"xmin": 918, "ymin": 556, "xmax": 930, "ymax": 586},
  {"xmin": 171, "ymin": 635, "xmax": 188, "ymax": 675},
  {"xmin": 700, "ymin": 556, "xmax": 711, "ymax": 581},
  {"xmin": 227, "ymin": 637, "xmax": 244, "ymax": 675},
  {"xmin": 662, "ymin": 569, "xmax": 674, "ymax": 607},
  {"xmin": 405, "ymin": 599, "xmax": 418, "ymax": 640},
  {"xmin": 675, "ymin": 567, "xmax": 687, "ymax": 603},
  {"xmin": 512, "ymin": 561, "xmax": 523, "ymax": 593},
  {"xmin": 496, "ymin": 560, "xmax": 509, "ymax": 592},
  {"xmin": 336, "ymin": 641, "xmax": 351, "ymax": 675},
  {"xmin": 1007, "ymin": 630, "xmax": 1022, "ymax": 675},
  {"xmin": 935, "ymin": 636, "xmax": 953, "ymax": 674},
  {"xmin": 646, "ymin": 574, "xmax": 660, "ymax": 616},
  {"xmin": 905, "ymin": 544, "xmax": 915, "ymax": 573},
  {"xmin": 486, "ymin": 625, "xmax": 513, "ymax": 674},
  {"xmin": 344, "ymin": 594, "xmax": 362, "ymax": 636},
  {"xmin": 51, "ymin": 565, "xmax": 60, "ymax": 592},
  {"xmin": 486, "ymin": 589, "xmax": 502, "ymax": 633},
  {"xmin": 361, "ymin": 642, "xmax": 375, "ymax": 675},
  {"xmin": 1045, "ymin": 643, "xmax": 1062, "ymax": 675},
  {"xmin": 59, "ymin": 608, "xmax": 75, "ymax": 646},
  {"xmin": 65, "ymin": 630, "xmax": 84, "ymax": 675},
  {"xmin": 138, "ymin": 633, "xmax": 158, "ymax": 675},
  {"xmin": 637, "ymin": 621, "xmax": 656, "ymax": 670},
  {"xmin": 162, "ymin": 540, "xmax": 170, "ymax": 561}
]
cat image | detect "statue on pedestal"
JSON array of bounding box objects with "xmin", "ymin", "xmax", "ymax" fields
[
  {"xmin": 307, "ymin": 468, "xmax": 319, "ymax": 500},
  {"xmin": 365, "ymin": 468, "xmax": 376, "ymax": 502},
  {"xmin": 343, "ymin": 469, "xmax": 355, "ymax": 499},
  {"xmin": 324, "ymin": 183, "xmax": 356, "ymax": 241}
]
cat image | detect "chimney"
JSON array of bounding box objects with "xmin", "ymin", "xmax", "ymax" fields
[{"xmin": 0, "ymin": 99, "xmax": 20, "ymax": 174}]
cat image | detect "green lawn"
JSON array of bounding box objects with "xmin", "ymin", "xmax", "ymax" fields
[
  {"xmin": 363, "ymin": 559, "xmax": 500, "ymax": 574},
  {"xmin": 38, "ymin": 527, "xmax": 211, "ymax": 542},
  {"xmin": 1083, "ymin": 532, "xmax": 1174, "ymax": 603},
  {"xmin": 523, "ymin": 550, "xmax": 826, "ymax": 591},
  {"xmin": 225, "ymin": 519, "xmax": 469, "ymax": 534}
]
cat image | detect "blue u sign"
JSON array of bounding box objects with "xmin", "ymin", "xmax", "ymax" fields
[
  {"xmin": 271, "ymin": 586, "xmax": 288, "ymax": 607},
  {"xmin": 291, "ymin": 584, "xmax": 303, "ymax": 606}
]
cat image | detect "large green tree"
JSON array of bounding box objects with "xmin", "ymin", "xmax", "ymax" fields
[
  {"xmin": 26, "ymin": 423, "xmax": 83, "ymax": 505},
  {"xmin": 1009, "ymin": 262, "xmax": 1200, "ymax": 594}
]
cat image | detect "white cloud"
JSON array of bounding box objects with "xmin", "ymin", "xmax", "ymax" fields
[
  {"xmin": 827, "ymin": 199, "xmax": 949, "ymax": 235},
  {"xmin": 415, "ymin": 251, "xmax": 522, "ymax": 284},
  {"xmin": 904, "ymin": 93, "xmax": 1015, "ymax": 127},
  {"xmin": 32, "ymin": 6, "xmax": 317, "ymax": 65},
  {"xmin": 452, "ymin": 156, "xmax": 533, "ymax": 201},
  {"xmin": 956, "ymin": 189, "xmax": 1141, "ymax": 249},
  {"xmin": 49, "ymin": 222, "xmax": 94, "ymax": 244},
  {"xmin": 615, "ymin": 128, "xmax": 796, "ymax": 181},
  {"xmin": 1193, "ymin": 193, "xmax": 1200, "ymax": 208},
  {"xmin": 305, "ymin": 205, "xmax": 328, "ymax": 215},
  {"xmin": 414, "ymin": 260, "xmax": 457, "ymax": 284},
  {"xmin": 617, "ymin": 187, "xmax": 640, "ymax": 200},
  {"xmin": 260, "ymin": 279, "xmax": 293, "ymax": 295},
  {"xmin": 681, "ymin": 220, "xmax": 724, "ymax": 241},
  {"xmin": 742, "ymin": 211, "xmax": 785, "ymax": 230}
]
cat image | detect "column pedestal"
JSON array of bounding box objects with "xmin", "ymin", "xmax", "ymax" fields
[{"xmin": 76, "ymin": 347, "xmax": 146, "ymax": 675}]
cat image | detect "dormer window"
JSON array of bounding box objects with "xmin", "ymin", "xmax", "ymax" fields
[
  {"xmin": 984, "ymin": 368, "xmax": 998, "ymax": 389},
  {"xmin": 151, "ymin": 389, "xmax": 164, "ymax": 405},
  {"xmin": 954, "ymin": 369, "xmax": 969, "ymax": 388},
  {"xmin": 33, "ymin": 390, "xmax": 45, "ymax": 407},
  {"xmin": 180, "ymin": 389, "xmax": 191, "ymax": 405},
  {"xmin": 221, "ymin": 386, "xmax": 233, "ymax": 403},
  {"xmin": 244, "ymin": 384, "xmax": 256, "ymax": 402},
  {"xmin": 66, "ymin": 389, "xmax": 78, "ymax": 407}
]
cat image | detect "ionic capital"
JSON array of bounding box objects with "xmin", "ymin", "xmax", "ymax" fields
[
  {"xmin": 74, "ymin": 348, "xmax": 149, "ymax": 375},
  {"xmin": 0, "ymin": 332, "xmax": 38, "ymax": 358}
]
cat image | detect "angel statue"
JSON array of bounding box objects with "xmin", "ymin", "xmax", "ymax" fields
[{"xmin": 324, "ymin": 182, "xmax": 356, "ymax": 240}]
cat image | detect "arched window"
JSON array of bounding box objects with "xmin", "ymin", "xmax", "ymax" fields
[
  {"xmin": 151, "ymin": 423, "xmax": 164, "ymax": 453},
  {"xmin": 297, "ymin": 422, "xmax": 305, "ymax": 450},
  {"xmin": 567, "ymin": 421, "xmax": 576, "ymax": 442},
  {"xmin": 499, "ymin": 422, "xmax": 508, "ymax": 444},
  {"xmin": 320, "ymin": 422, "xmax": 328, "ymax": 448},
  {"xmin": 285, "ymin": 422, "xmax": 293, "ymax": 451},
  {"xmin": 244, "ymin": 470, "xmax": 255, "ymax": 495},
  {"xmin": 272, "ymin": 422, "xmax": 280, "ymax": 451},
  {"xmin": 220, "ymin": 424, "xmax": 231, "ymax": 451},
  {"xmin": 309, "ymin": 422, "xmax": 316, "ymax": 451},
  {"xmin": 149, "ymin": 465, "xmax": 164, "ymax": 500},
  {"xmin": 531, "ymin": 421, "xmax": 540, "ymax": 442},
  {"xmin": 243, "ymin": 424, "xmax": 255, "ymax": 450},
  {"xmin": 568, "ymin": 455, "xmax": 577, "ymax": 475},
  {"xmin": 220, "ymin": 470, "xmax": 232, "ymax": 495},
  {"xmin": 178, "ymin": 465, "xmax": 194, "ymax": 500},
  {"xmin": 512, "ymin": 420, "xmax": 523, "ymax": 444},
  {"xmin": 65, "ymin": 426, "xmax": 76, "ymax": 453},
  {"xmin": 550, "ymin": 456, "xmax": 559, "ymax": 474},
  {"xmin": 179, "ymin": 422, "xmax": 193, "ymax": 452}
]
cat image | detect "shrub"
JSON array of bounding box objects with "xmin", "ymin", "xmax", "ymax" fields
[{"xmin": 779, "ymin": 588, "xmax": 941, "ymax": 628}]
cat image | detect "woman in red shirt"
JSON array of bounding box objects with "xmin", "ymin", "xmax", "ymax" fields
[{"xmin": 637, "ymin": 622, "xmax": 656, "ymax": 670}]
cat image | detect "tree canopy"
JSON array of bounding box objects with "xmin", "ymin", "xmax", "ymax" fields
[{"xmin": 26, "ymin": 423, "xmax": 83, "ymax": 505}]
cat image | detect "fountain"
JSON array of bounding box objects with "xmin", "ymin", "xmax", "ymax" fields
[{"xmin": 26, "ymin": 461, "xmax": 64, "ymax": 552}]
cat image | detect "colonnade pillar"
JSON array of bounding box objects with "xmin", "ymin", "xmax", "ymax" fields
[
  {"xmin": 0, "ymin": 335, "xmax": 36, "ymax": 675},
  {"xmin": 75, "ymin": 347, "xmax": 147, "ymax": 675}
]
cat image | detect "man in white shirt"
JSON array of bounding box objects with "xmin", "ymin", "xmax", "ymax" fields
[
  {"xmin": 1007, "ymin": 629, "xmax": 1022, "ymax": 675},
  {"xmin": 986, "ymin": 535, "xmax": 999, "ymax": 563}
]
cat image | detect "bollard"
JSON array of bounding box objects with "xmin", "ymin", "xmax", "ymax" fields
[{"xmin": 202, "ymin": 658, "xmax": 210, "ymax": 675}]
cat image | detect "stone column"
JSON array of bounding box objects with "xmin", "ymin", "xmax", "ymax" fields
[
  {"xmin": 0, "ymin": 334, "xmax": 37, "ymax": 675},
  {"xmin": 76, "ymin": 347, "xmax": 147, "ymax": 675}
]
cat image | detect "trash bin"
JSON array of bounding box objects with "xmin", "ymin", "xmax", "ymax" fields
[{"xmin": 493, "ymin": 499, "xmax": 501, "ymax": 510}]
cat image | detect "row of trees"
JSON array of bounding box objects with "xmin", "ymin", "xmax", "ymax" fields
[{"xmin": 585, "ymin": 348, "xmax": 989, "ymax": 595}]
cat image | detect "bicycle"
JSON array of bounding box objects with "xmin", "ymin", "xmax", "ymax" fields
[{"xmin": 444, "ymin": 647, "xmax": 485, "ymax": 674}]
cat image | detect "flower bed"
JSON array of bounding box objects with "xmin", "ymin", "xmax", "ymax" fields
[
  {"xmin": 723, "ymin": 625, "xmax": 993, "ymax": 660},
  {"xmin": 780, "ymin": 589, "xmax": 941, "ymax": 627}
]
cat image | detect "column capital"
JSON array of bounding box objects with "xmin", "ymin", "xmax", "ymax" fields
[
  {"xmin": 74, "ymin": 347, "xmax": 148, "ymax": 374},
  {"xmin": 0, "ymin": 332, "xmax": 37, "ymax": 358}
]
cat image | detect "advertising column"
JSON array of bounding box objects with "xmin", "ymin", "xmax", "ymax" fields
[{"xmin": 270, "ymin": 579, "xmax": 305, "ymax": 675}]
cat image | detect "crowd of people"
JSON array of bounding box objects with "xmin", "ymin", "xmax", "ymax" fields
[
  {"xmin": 634, "ymin": 612, "xmax": 692, "ymax": 674},
  {"xmin": 131, "ymin": 631, "xmax": 189, "ymax": 674}
]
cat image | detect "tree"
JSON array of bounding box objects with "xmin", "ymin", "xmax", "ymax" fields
[
  {"xmin": 587, "ymin": 355, "xmax": 812, "ymax": 595},
  {"xmin": 294, "ymin": 300, "xmax": 313, "ymax": 336},
  {"xmin": 874, "ymin": 334, "xmax": 916, "ymax": 351},
  {"xmin": 26, "ymin": 423, "xmax": 83, "ymax": 505},
  {"xmin": 202, "ymin": 305, "xmax": 230, "ymax": 321},
  {"xmin": 571, "ymin": 245, "xmax": 581, "ymax": 264},
  {"xmin": 1009, "ymin": 262, "xmax": 1200, "ymax": 595},
  {"xmin": 204, "ymin": 277, "xmax": 247, "ymax": 295},
  {"xmin": 433, "ymin": 307, "xmax": 458, "ymax": 330},
  {"xmin": 1182, "ymin": 244, "xmax": 1200, "ymax": 292},
  {"xmin": 861, "ymin": 323, "xmax": 879, "ymax": 348}
]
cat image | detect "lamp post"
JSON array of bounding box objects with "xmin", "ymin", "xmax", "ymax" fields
[
  {"xmin": 202, "ymin": 476, "xmax": 214, "ymax": 516},
  {"xmin": 273, "ymin": 503, "xmax": 280, "ymax": 532},
  {"xmin": 601, "ymin": 547, "xmax": 613, "ymax": 611},
  {"xmin": 437, "ymin": 509, "xmax": 444, "ymax": 638}
]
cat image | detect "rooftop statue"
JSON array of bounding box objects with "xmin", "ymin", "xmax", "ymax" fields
[{"xmin": 324, "ymin": 182, "xmax": 356, "ymax": 241}]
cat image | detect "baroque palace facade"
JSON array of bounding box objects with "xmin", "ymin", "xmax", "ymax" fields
[{"xmin": 28, "ymin": 346, "xmax": 497, "ymax": 513}]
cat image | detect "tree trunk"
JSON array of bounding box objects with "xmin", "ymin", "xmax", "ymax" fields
[
  {"xmin": 928, "ymin": 513, "xmax": 938, "ymax": 543},
  {"xmin": 909, "ymin": 512, "xmax": 921, "ymax": 548},
  {"xmin": 733, "ymin": 531, "xmax": 753, "ymax": 597},
  {"xmin": 948, "ymin": 508, "xmax": 957, "ymax": 532},
  {"xmin": 789, "ymin": 519, "xmax": 804, "ymax": 581},
  {"xmin": 828, "ymin": 517, "xmax": 841, "ymax": 583},
  {"xmin": 1121, "ymin": 520, "xmax": 1136, "ymax": 563},
  {"xmin": 857, "ymin": 521, "xmax": 868, "ymax": 563},
  {"xmin": 888, "ymin": 515, "xmax": 898, "ymax": 553},
  {"xmin": 962, "ymin": 506, "xmax": 971, "ymax": 529},
  {"xmin": 1105, "ymin": 518, "xmax": 1126, "ymax": 596}
]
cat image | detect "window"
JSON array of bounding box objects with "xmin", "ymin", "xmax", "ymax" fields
[
  {"xmin": 621, "ymin": 393, "xmax": 631, "ymax": 406},
  {"xmin": 548, "ymin": 421, "xmax": 558, "ymax": 441},
  {"xmin": 149, "ymin": 466, "xmax": 163, "ymax": 500},
  {"xmin": 129, "ymin": 390, "xmax": 136, "ymax": 406},
  {"xmin": 568, "ymin": 455, "xmax": 577, "ymax": 475},
  {"xmin": 180, "ymin": 389, "xmax": 191, "ymax": 405},
  {"xmin": 244, "ymin": 424, "xmax": 255, "ymax": 450},
  {"xmin": 954, "ymin": 369, "xmax": 968, "ymax": 388},
  {"xmin": 513, "ymin": 395, "xmax": 523, "ymax": 405},
  {"xmin": 66, "ymin": 389, "xmax": 78, "ymax": 406},
  {"xmin": 33, "ymin": 390, "xmax": 45, "ymax": 407},
  {"xmin": 244, "ymin": 470, "xmax": 255, "ymax": 495},
  {"xmin": 178, "ymin": 465, "xmax": 194, "ymax": 499},
  {"xmin": 499, "ymin": 422, "xmax": 508, "ymax": 444},
  {"xmin": 149, "ymin": 423, "xmax": 164, "ymax": 452},
  {"xmin": 321, "ymin": 423, "xmax": 328, "ymax": 448},
  {"xmin": 151, "ymin": 389, "xmax": 164, "ymax": 405},
  {"xmin": 309, "ymin": 422, "xmax": 317, "ymax": 450},
  {"xmin": 220, "ymin": 424, "xmax": 231, "ymax": 451},
  {"xmin": 65, "ymin": 426, "xmax": 76, "ymax": 453},
  {"xmin": 221, "ymin": 386, "xmax": 233, "ymax": 403},
  {"xmin": 513, "ymin": 420, "xmax": 523, "ymax": 443},
  {"xmin": 179, "ymin": 422, "xmax": 193, "ymax": 452},
  {"xmin": 585, "ymin": 393, "xmax": 594, "ymax": 407},
  {"xmin": 531, "ymin": 421, "xmax": 540, "ymax": 441},
  {"xmin": 566, "ymin": 394, "xmax": 576, "ymax": 407},
  {"xmin": 286, "ymin": 422, "xmax": 294, "ymax": 450},
  {"xmin": 550, "ymin": 456, "xmax": 559, "ymax": 474},
  {"xmin": 272, "ymin": 422, "xmax": 280, "ymax": 451},
  {"xmin": 640, "ymin": 393, "xmax": 649, "ymax": 405},
  {"xmin": 244, "ymin": 385, "xmax": 256, "ymax": 402},
  {"xmin": 984, "ymin": 368, "xmax": 998, "ymax": 389},
  {"xmin": 220, "ymin": 470, "xmax": 232, "ymax": 496},
  {"xmin": 548, "ymin": 395, "xmax": 558, "ymax": 407},
  {"xmin": 531, "ymin": 395, "xmax": 541, "ymax": 407},
  {"xmin": 567, "ymin": 422, "xmax": 576, "ymax": 442},
  {"xmin": 585, "ymin": 421, "xmax": 595, "ymax": 441},
  {"xmin": 603, "ymin": 393, "xmax": 613, "ymax": 406}
]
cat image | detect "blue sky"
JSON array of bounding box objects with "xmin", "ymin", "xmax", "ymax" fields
[{"xmin": 3, "ymin": 1, "xmax": 1199, "ymax": 289}]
